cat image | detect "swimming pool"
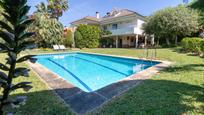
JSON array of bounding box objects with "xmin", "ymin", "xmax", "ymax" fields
[{"xmin": 35, "ymin": 52, "xmax": 160, "ymax": 92}]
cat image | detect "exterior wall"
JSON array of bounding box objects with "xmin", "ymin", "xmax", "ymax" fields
[
  {"xmin": 121, "ymin": 36, "xmax": 136, "ymax": 48},
  {"xmin": 103, "ymin": 20, "xmax": 137, "ymax": 30},
  {"xmin": 134, "ymin": 19, "xmax": 145, "ymax": 35},
  {"xmin": 122, "ymin": 37, "xmax": 128, "ymax": 46},
  {"xmin": 101, "ymin": 16, "xmax": 145, "ymax": 36}
]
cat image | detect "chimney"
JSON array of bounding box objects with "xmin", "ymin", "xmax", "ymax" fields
[{"xmin": 96, "ymin": 12, "xmax": 100, "ymax": 19}]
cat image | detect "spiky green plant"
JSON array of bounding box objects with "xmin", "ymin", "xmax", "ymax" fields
[{"xmin": 0, "ymin": 0, "xmax": 35, "ymax": 114}]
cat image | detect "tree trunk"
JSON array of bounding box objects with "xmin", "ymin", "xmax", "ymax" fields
[
  {"xmin": 156, "ymin": 38, "xmax": 160, "ymax": 46},
  {"xmin": 165, "ymin": 37, "xmax": 170, "ymax": 46},
  {"xmin": 175, "ymin": 35, "xmax": 178, "ymax": 46}
]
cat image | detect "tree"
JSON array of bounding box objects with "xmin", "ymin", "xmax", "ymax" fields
[
  {"xmin": 190, "ymin": 0, "xmax": 204, "ymax": 26},
  {"xmin": 75, "ymin": 30, "xmax": 83, "ymax": 49},
  {"xmin": 143, "ymin": 8, "xmax": 173, "ymax": 46},
  {"xmin": 30, "ymin": 12, "xmax": 64, "ymax": 48},
  {"xmin": 170, "ymin": 6, "xmax": 200, "ymax": 45},
  {"xmin": 99, "ymin": 30, "xmax": 112, "ymax": 47},
  {"xmin": 64, "ymin": 29, "xmax": 73, "ymax": 48},
  {"xmin": 47, "ymin": 0, "xmax": 68, "ymax": 20},
  {"xmin": 35, "ymin": 2, "xmax": 48, "ymax": 14},
  {"xmin": 75, "ymin": 25, "xmax": 101, "ymax": 48},
  {"xmin": 143, "ymin": 6, "xmax": 200, "ymax": 46},
  {"xmin": 0, "ymin": 0, "xmax": 35, "ymax": 114}
]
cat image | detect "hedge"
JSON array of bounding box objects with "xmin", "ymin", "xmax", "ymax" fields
[
  {"xmin": 64, "ymin": 30, "xmax": 73, "ymax": 48},
  {"xmin": 200, "ymin": 40, "xmax": 204, "ymax": 53},
  {"xmin": 181, "ymin": 37, "xmax": 204, "ymax": 54},
  {"xmin": 74, "ymin": 25, "xmax": 101, "ymax": 48}
]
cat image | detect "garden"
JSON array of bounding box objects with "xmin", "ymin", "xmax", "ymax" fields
[{"xmin": 0, "ymin": 0, "xmax": 203, "ymax": 114}]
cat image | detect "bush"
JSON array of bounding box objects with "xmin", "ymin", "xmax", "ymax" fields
[
  {"xmin": 64, "ymin": 30, "xmax": 73, "ymax": 48},
  {"xmin": 75, "ymin": 31, "xmax": 84, "ymax": 49},
  {"xmin": 74, "ymin": 25, "xmax": 101, "ymax": 48},
  {"xmin": 100, "ymin": 38, "xmax": 114, "ymax": 48},
  {"xmin": 200, "ymin": 40, "xmax": 204, "ymax": 54},
  {"xmin": 181, "ymin": 37, "xmax": 204, "ymax": 54}
]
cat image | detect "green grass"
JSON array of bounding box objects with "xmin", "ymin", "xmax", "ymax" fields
[
  {"xmin": 1, "ymin": 48, "xmax": 204, "ymax": 115},
  {"xmin": 0, "ymin": 54, "xmax": 73, "ymax": 115},
  {"xmin": 82, "ymin": 48, "xmax": 204, "ymax": 115}
]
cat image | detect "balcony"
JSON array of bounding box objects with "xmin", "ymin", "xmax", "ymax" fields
[{"xmin": 109, "ymin": 27, "xmax": 135, "ymax": 36}]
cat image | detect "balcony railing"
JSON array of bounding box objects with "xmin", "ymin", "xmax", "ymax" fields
[{"xmin": 108, "ymin": 27, "xmax": 135, "ymax": 36}]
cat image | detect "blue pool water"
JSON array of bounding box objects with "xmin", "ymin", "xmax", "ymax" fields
[{"xmin": 35, "ymin": 52, "xmax": 160, "ymax": 92}]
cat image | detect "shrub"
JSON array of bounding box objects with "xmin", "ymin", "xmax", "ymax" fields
[
  {"xmin": 181, "ymin": 37, "xmax": 204, "ymax": 54},
  {"xmin": 100, "ymin": 38, "xmax": 114, "ymax": 48},
  {"xmin": 75, "ymin": 31, "xmax": 84, "ymax": 49},
  {"xmin": 64, "ymin": 30, "xmax": 73, "ymax": 48},
  {"xmin": 200, "ymin": 40, "xmax": 204, "ymax": 54},
  {"xmin": 74, "ymin": 25, "xmax": 101, "ymax": 48},
  {"xmin": 181, "ymin": 37, "xmax": 190, "ymax": 51}
]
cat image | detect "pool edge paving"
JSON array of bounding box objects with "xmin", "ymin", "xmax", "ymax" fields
[{"xmin": 27, "ymin": 54, "xmax": 172, "ymax": 115}]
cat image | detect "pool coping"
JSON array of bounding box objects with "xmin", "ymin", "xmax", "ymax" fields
[{"xmin": 27, "ymin": 52, "xmax": 172, "ymax": 115}]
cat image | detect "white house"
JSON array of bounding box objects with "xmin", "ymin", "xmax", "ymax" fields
[{"xmin": 71, "ymin": 8, "xmax": 150, "ymax": 48}]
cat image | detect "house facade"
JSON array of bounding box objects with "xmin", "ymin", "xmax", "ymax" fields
[{"xmin": 71, "ymin": 8, "xmax": 152, "ymax": 48}]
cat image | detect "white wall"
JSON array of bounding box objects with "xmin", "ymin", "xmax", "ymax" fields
[
  {"xmin": 104, "ymin": 20, "xmax": 137, "ymax": 31},
  {"xmin": 103, "ymin": 18, "xmax": 145, "ymax": 35},
  {"xmin": 134, "ymin": 19, "xmax": 145, "ymax": 34}
]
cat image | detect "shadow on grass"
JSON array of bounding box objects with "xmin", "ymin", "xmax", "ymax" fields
[
  {"xmin": 7, "ymin": 79, "xmax": 204, "ymax": 115},
  {"xmin": 171, "ymin": 48, "xmax": 203, "ymax": 57},
  {"xmin": 91, "ymin": 80, "xmax": 204, "ymax": 115},
  {"xmin": 163, "ymin": 64, "xmax": 204, "ymax": 72},
  {"xmin": 171, "ymin": 47, "xmax": 185, "ymax": 53}
]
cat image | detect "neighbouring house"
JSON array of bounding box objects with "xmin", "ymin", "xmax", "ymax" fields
[{"xmin": 70, "ymin": 8, "xmax": 154, "ymax": 48}]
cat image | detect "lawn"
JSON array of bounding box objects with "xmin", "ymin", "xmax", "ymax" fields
[
  {"xmin": 1, "ymin": 48, "xmax": 204, "ymax": 114},
  {"xmin": 0, "ymin": 53, "xmax": 73, "ymax": 115}
]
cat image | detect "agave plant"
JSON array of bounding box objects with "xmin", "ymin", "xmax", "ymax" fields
[{"xmin": 0, "ymin": 0, "xmax": 35, "ymax": 114}]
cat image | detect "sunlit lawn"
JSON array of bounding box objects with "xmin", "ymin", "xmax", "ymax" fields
[
  {"xmin": 0, "ymin": 53, "xmax": 73, "ymax": 115},
  {"xmin": 1, "ymin": 48, "xmax": 204, "ymax": 114}
]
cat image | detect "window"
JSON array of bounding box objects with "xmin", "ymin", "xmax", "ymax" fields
[{"xmin": 112, "ymin": 24, "xmax": 117, "ymax": 30}]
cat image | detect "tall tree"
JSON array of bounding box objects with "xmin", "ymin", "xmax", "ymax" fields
[
  {"xmin": 143, "ymin": 6, "xmax": 200, "ymax": 46},
  {"xmin": 189, "ymin": 0, "xmax": 204, "ymax": 26},
  {"xmin": 29, "ymin": 12, "xmax": 64, "ymax": 48},
  {"xmin": 170, "ymin": 6, "xmax": 200, "ymax": 45},
  {"xmin": 47, "ymin": 0, "xmax": 68, "ymax": 20},
  {"xmin": 35, "ymin": 2, "xmax": 48, "ymax": 14},
  {"xmin": 0, "ymin": 0, "xmax": 35, "ymax": 114}
]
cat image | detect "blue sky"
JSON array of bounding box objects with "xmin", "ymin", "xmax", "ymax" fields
[{"xmin": 28, "ymin": 0, "xmax": 186, "ymax": 26}]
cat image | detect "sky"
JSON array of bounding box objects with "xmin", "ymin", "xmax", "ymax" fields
[{"xmin": 27, "ymin": 0, "xmax": 186, "ymax": 26}]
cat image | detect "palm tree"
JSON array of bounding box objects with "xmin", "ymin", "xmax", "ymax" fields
[{"xmin": 47, "ymin": 0, "xmax": 69, "ymax": 20}]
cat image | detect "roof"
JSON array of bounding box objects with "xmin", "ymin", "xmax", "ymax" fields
[
  {"xmin": 83, "ymin": 16, "xmax": 100, "ymax": 21},
  {"xmin": 70, "ymin": 16, "xmax": 100, "ymax": 25},
  {"xmin": 102, "ymin": 9, "xmax": 145, "ymax": 21},
  {"xmin": 70, "ymin": 8, "xmax": 145, "ymax": 25}
]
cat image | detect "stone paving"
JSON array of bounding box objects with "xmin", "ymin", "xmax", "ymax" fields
[{"xmin": 28, "ymin": 55, "xmax": 171, "ymax": 115}]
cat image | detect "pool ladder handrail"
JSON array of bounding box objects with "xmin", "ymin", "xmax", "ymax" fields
[{"xmin": 140, "ymin": 45, "xmax": 157, "ymax": 66}]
